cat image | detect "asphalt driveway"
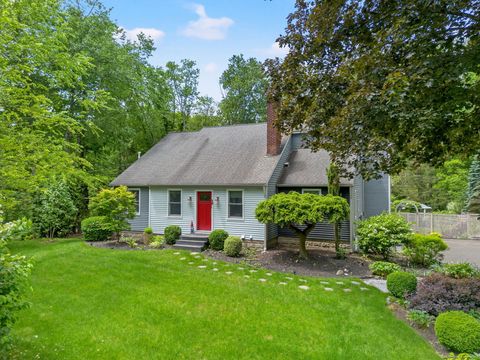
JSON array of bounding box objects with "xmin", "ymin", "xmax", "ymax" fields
[{"xmin": 444, "ymin": 239, "xmax": 480, "ymax": 267}]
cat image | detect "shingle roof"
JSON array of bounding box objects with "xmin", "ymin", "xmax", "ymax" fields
[
  {"xmin": 278, "ymin": 149, "xmax": 353, "ymax": 186},
  {"xmin": 111, "ymin": 123, "xmax": 284, "ymax": 187}
]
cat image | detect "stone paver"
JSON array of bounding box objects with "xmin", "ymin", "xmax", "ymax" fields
[
  {"xmin": 298, "ymin": 285, "xmax": 309, "ymax": 290},
  {"xmin": 198, "ymin": 265, "xmax": 206, "ymax": 269},
  {"xmin": 259, "ymin": 278, "xmax": 267, "ymax": 282},
  {"xmin": 363, "ymin": 279, "xmax": 387, "ymax": 293},
  {"xmin": 324, "ymin": 287, "xmax": 334, "ymax": 291},
  {"xmin": 225, "ymin": 271, "xmax": 232, "ymax": 275},
  {"xmin": 279, "ymin": 282, "xmax": 287, "ymax": 285}
]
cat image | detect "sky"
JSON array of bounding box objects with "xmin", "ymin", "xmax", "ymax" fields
[{"xmin": 102, "ymin": 0, "xmax": 295, "ymax": 101}]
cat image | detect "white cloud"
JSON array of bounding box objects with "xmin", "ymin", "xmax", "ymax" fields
[
  {"xmin": 262, "ymin": 42, "xmax": 289, "ymax": 57},
  {"xmin": 204, "ymin": 62, "xmax": 218, "ymax": 73},
  {"xmin": 122, "ymin": 27, "xmax": 165, "ymax": 43},
  {"xmin": 182, "ymin": 4, "xmax": 233, "ymax": 40}
]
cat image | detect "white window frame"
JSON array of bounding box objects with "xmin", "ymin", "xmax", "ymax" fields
[
  {"xmin": 226, "ymin": 189, "xmax": 244, "ymax": 220},
  {"xmin": 167, "ymin": 189, "xmax": 182, "ymax": 218},
  {"xmin": 129, "ymin": 188, "xmax": 141, "ymax": 215},
  {"xmin": 302, "ymin": 188, "xmax": 322, "ymax": 195}
]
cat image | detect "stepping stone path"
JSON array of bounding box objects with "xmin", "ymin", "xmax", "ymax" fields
[
  {"xmin": 212, "ymin": 268, "xmax": 218, "ymax": 272},
  {"xmin": 266, "ymin": 273, "xmax": 272, "ymax": 276},
  {"xmin": 360, "ymin": 287, "xmax": 369, "ymax": 291},
  {"xmin": 180, "ymin": 257, "xmax": 186, "ymax": 260},
  {"xmin": 351, "ymin": 281, "xmax": 361, "ymax": 285},
  {"xmin": 279, "ymin": 282, "xmax": 287, "ymax": 285},
  {"xmin": 298, "ymin": 285, "xmax": 309, "ymax": 290},
  {"xmin": 299, "ymin": 279, "xmax": 307, "ymax": 283},
  {"xmin": 190, "ymin": 252, "xmax": 197, "ymax": 255},
  {"xmin": 213, "ymin": 262, "xmax": 217, "ymax": 265},
  {"xmin": 324, "ymin": 287, "xmax": 334, "ymax": 291},
  {"xmin": 343, "ymin": 288, "xmax": 352, "ymax": 292},
  {"xmin": 259, "ymin": 278, "xmax": 267, "ymax": 282},
  {"xmin": 198, "ymin": 265, "xmax": 206, "ymax": 269},
  {"xmin": 244, "ymin": 275, "xmax": 250, "ymax": 278},
  {"xmin": 194, "ymin": 256, "xmax": 201, "ymax": 259},
  {"xmin": 363, "ymin": 279, "xmax": 387, "ymax": 293},
  {"xmin": 336, "ymin": 281, "xmax": 344, "ymax": 285},
  {"xmin": 250, "ymin": 270, "xmax": 257, "ymax": 273},
  {"xmin": 285, "ymin": 277, "xmax": 293, "ymax": 281},
  {"xmin": 188, "ymin": 262, "xmax": 194, "ymax": 265},
  {"xmin": 202, "ymin": 259, "xmax": 208, "ymax": 262},
  {"xmin": 320, "ymin": 281, "xmax": 329, "ymax": 285},
  {"xmin": 174, "ymin": 252, "xmax": 180, "ymax": 255},
  {"xmin": 225, "ymin": 271, "xmax": 233, "ymax": 275},
  {"xmin": 238, "ymin": 267, "xmax": 244, "ymax": 270}
]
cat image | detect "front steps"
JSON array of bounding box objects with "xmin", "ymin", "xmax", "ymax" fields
[{"xmin": 173, "ymin": 232, "xmax": 209, "ymax": 252}]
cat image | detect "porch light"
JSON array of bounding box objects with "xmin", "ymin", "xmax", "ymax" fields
[
  {"xmin": 241, "ymin": 234, "xmax": 245, "ymax": 240},
  {"xmin": 187, "ymin": 196, "xmax": 192, "ymax": 202},
  {"xmin": 249, "ymin": 235, "xmax": 253, "ymax": 241},
  {"xmin": 215, "ymin": 196, "xmax": 219, "ymax": 204}
]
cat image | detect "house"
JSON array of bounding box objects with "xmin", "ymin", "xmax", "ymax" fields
[{"xmin": 111, "ymin": 103, "xmax": 390, "ymax": 251}]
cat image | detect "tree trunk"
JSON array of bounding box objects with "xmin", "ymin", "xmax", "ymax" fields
[
  {"xmin": 334, "ymin": 222, "xmax": 342, "ymax": 258},
  {"xmin": 298, "ymin": 233, "xmax": 308, "ymax": 259}
]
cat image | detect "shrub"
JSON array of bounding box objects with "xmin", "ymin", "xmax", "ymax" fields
[
  {"xmin": 208, "ymin": 229, "xmax": 229, "ymax": 251},
  {"xmin": 164, "ymin": 225, "xmax": 181, "ymax": 245},
  {"xmin": 144, "ymin": 227, "xmax": 153, "ymax": 234},
  {"xmin": 435, "ymin": 311, "xmax": 480, "ymax": 353},
  {"xmin": 408, "ymin": 273, "xmax": 480, "ymax": 316},
  {"xmin": 0, "ymin": 218, "xmax": 33, "ymax": 242},
  {"xmin": 437, "ymin": 262, "xmax": 480, "ymax": 279},
  {"xmin": 406, "ymin": 309, "xmax": 434, "ymax": 328},
  {"xmin": 403, "ymin": 233, "xmax": 448, "ymax": 266},
  {"xmin": 124, "ymin": 237, "xmax": 137, "ymax": 248},
  {"xmin": 81, "ymin": 216, "xmax": 113, "ymax": 241},
  {"xmin": 356, "ymin": 213, "xmax": 412, "ymax": 259},
  {"xmin": 386, "ymin": 271, "xmax": 417, "ymax": 299},
  {"xmin": 369, "ymin": 261, "xmax": 401, "ymax": 277},
  {"xmin": 0, "ymin": 239, "xmax": 32, "ymax": 352},
  {"xmin": 89, "ymin": 186, "xmax": 136, "ymax": 236},
  {"xmin": 34, "ymin": 180, "xmax": 77, "ymax": 238},
  {"xmin": 150, "ymin": 235, "xmax": 164, "ymax": 249},
  {"xmin": 445, "ymin": 354, "xmax": 480, "ymax": 360},
  {"xmin": 224, "ymin": 236, "xmax": 242, "ymax": 257}
]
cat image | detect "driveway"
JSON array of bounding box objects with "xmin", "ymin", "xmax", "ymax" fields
[{"xmin": 443, "ymin": 239, "xmax": 480, "ymax": 267}]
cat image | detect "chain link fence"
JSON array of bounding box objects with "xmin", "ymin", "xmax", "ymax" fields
[{"xmin": 398, "ymin": 212, "xmax": 480, "ymax": 239}]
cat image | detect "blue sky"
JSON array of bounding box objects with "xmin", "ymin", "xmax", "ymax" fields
[{"xmin": 102, "ymin": 0, "xmax": 295, "ymax": 101}]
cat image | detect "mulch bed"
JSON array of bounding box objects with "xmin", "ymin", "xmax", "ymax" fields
[{"xmin": 87, "ymin": 240, "xmax": 176, "ymax": 251}]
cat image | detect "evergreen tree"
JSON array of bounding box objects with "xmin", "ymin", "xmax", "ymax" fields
[{"xmin": 466, "ymin": 155, "xmax": 480, "ymax": 213}]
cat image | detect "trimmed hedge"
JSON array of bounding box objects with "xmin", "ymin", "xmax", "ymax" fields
[
  {"xmin": 208, "ymin": 229, "xmax": 229, "ymax": 251},
  {"xmin": 81, "ymin": 216, "xmax": 113, "ymax": 241},
  {"xmin": 435, "ymin": 311, "xmax": 480, "ymax": 353},
  {"xmin": 386, "ymin": 271, "xmax": 417, "ymax": 299},
  {"xmin": 224, "ymin": 236, "xmax": 242, "ymax": 257},
  {"xmin": 164, "ymin": 225, "xmax": 181, "ymax": 245},
  {"xmin": 403, "ymin": 233, "xmax": 448, "ymax": 266}
]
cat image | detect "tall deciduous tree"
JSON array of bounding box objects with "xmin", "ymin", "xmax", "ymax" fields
[
  {"xmin": 266, "ymin": 0, "xmax": 480, "ymax": 179},
  {"xmin": 219, "ymin": 54, "xmax": 268, "ymax": 124},
  {"xmin": 166, "ymin": 59, "xmax": 200, "ymax": 131}
]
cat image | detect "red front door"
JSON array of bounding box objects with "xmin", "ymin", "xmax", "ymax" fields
[{"xmin": 197, "ymin": 192, "xmax": 212, "ymax": 231}]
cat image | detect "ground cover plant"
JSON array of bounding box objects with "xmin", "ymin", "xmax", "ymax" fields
[{"xmin": 7, "ymin": 238, "xmax": 440, "ymax": 359}]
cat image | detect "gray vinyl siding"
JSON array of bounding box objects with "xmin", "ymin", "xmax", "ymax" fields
[
  {"xmin": 127, "ymin": 187, "xmax": 149, "ymax": 231},
  {"xmin": 364, "ymin": 174, "xmax": 390, "ymax": 217},
  {"xmin": 149, "ymin": 186, "xmax": 266, "ymax": 241},
  {"xmin": 265, "ymin": 136, "xmax": 293, "ymax": 242}
]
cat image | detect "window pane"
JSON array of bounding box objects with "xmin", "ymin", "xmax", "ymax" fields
[
  {"xmin": 169, "ymin": 203, "xmax": 181, "ymax": 216},
  {"xmin": 229, "ymin": 191, "xmax": 242, "ymax": 204},
  {"xmin": 130, "ymin": 190, "xmax": 140, "ymax": 213},
  {"xmin": 229, "ymin": 204, "xmax": 242, "ymax": 218},
  {"xmin": 303, "ymin": 189, "xmax": 320, "ymax": 195},
  {"xmin": 169, "ymin": 190, "xmax": 181, "ymax": 203},
  {"xmin": 199, "ymin": 193, "xmax": 211, "ymax": 201}
]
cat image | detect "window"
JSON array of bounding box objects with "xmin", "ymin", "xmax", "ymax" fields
[
  {"xmin": 168, "ymin": 190, "xmax": 181, "ymax": 216},
  {"xmin": 130, "ymin": 189, "xmax": 140, "ymax": 215},
  {"xmin": 302, "ymin": 189, "xmax": 322, "ymax": 195},
  {"xmin": 228, "ymin": 190, "xmax": 243, "ymax": 218}
]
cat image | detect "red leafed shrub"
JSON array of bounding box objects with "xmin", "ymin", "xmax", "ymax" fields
[{"xmin": 408, "ymin": 273, "xmax": 480, "ymax": 316}]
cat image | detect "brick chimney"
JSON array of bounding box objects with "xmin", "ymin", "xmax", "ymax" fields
[{"xmin": 266, "ymin": 101, "xmax": 281, "ymax": 156}]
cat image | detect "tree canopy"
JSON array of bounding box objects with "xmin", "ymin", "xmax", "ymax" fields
[
  {"xmin": 256, "ymin": 192, "xmax": 349, "ymax": 258},
  {"xmin": 266, "ymin": 0, "xmax": 480, "ymax": 179}
]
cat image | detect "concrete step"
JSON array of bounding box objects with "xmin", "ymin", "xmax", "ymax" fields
[
  {"xmin": 173, "ymin": 243, "xmax": 204, "ymax": 252},
  {"xmin": 181, "ymin": 233, "xmax": 210, "ymax": 241},
  {"xmin": 176, "ymin": 239, "xmax": 208, "ymax": 246}
]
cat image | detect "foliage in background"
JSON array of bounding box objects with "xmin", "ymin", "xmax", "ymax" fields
[
  {"xmin": 435, "ymin": 262, "xmax": 480, "ymax": 279},
  {"xmin": 0, "ymin": 236, "xmax": 32, "ymax": 353},
  {"xmin": 219, "ymin": 54, "xmax": 268, "ymax": 124},
  {"xmin": 356, "ymin": 214, "xmax": 412, "ymax": 259},
  {"xmin": 266, "ymin": 0, "xmax": 479, "ymax": 179},
  {"xmin": 403, "ymin": 233, "xmax": 448, "ymax": 267},
  {"xmin": 81, "ymin": 216, "xmax": 114, "ymax": 241},
  {"xmin": 408, "ymin": 273, "xmax": 480, "ymax": 316},
  {"xmin": 88, "ymin": 187, "xmax": 136, "ymax": 236},
  {"xmin": 256, "ymin": 192, "xmax": 349, "ymax": 259},
  {"xmin": 33, "ymin": 180, "xmax": 78, "ymax": 238},
  {"xmin": 466, "ymin": 155, "xmax": 480, "ymax": 213}
]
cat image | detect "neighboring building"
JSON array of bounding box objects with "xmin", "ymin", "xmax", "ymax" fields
[{"xmin": 111, "ymin": 103, "xmax": 390, "ymax": 251}]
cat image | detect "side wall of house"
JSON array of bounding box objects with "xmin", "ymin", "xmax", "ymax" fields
[
  {"xmin": 127, "ymin": 187, "xmax": 149, "ymax": 231},
  {"xmin": 363, "ymin": 174, "xmax": 390, "ymax": 217},
  {"xmin": 149, "ymin": 186, "xmax": 266, "ymax": 241}
]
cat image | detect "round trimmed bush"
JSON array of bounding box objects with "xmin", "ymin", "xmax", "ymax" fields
[
  {"xmin": 81, "ymin": 216, "xmax": 113, "ymax": 241},
  {"xmin": 435, "ymin": 311, "xmax": 480, "ymax": 353},
  {"xmin": 369, "ymin": 261, "xmax": 401, "ymax": 277},
  {"xmin": 164, "ymin": 225, "xmax": 181, "ymax": 245},
  {"xmin": 208, "ymin": 229, "xmax": 229, "ymax": 251},
  {"xmin": 224, "ymin": 236, "xmax": 242, "ymax": 257},
  {"xmin": 144, "ymin": 227, "xmax": 153, "ymax": 234},
  {"xmin": 386, "ymin": 271, "xmax": 417, "ymax": 299}
]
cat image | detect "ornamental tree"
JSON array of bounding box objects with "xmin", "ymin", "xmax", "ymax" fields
[
  {"xmin": 88, "ymin": 186, "xmax": 136, "ymax": 237},
  {"xmin": 255, "ymin": 192, "xmax": 349, "ymax": 259}
]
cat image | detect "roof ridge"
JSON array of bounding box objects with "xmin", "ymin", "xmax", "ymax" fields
[{"xmin": 200, "ymin": 122, "xmax": 266, "ymax": 130}]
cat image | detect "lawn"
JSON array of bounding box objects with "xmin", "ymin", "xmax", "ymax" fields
[{"xmin": 8, "ymin": 239, "xmax": 439, "ymax": 359}]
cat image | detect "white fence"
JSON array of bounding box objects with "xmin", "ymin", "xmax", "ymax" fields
[{"xmin": 398, "ymin": 212, "xmax": 480, "ymax": 239}]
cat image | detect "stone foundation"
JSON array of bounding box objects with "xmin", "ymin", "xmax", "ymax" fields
[{"xmin": 277, "ymin": 236, "xmax": 351, "ymax": 251}]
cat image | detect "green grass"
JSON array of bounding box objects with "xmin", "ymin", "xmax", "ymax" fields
[{"xmin": 8, "ymin": 239, "xmax": 439, "ymax": 359}]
